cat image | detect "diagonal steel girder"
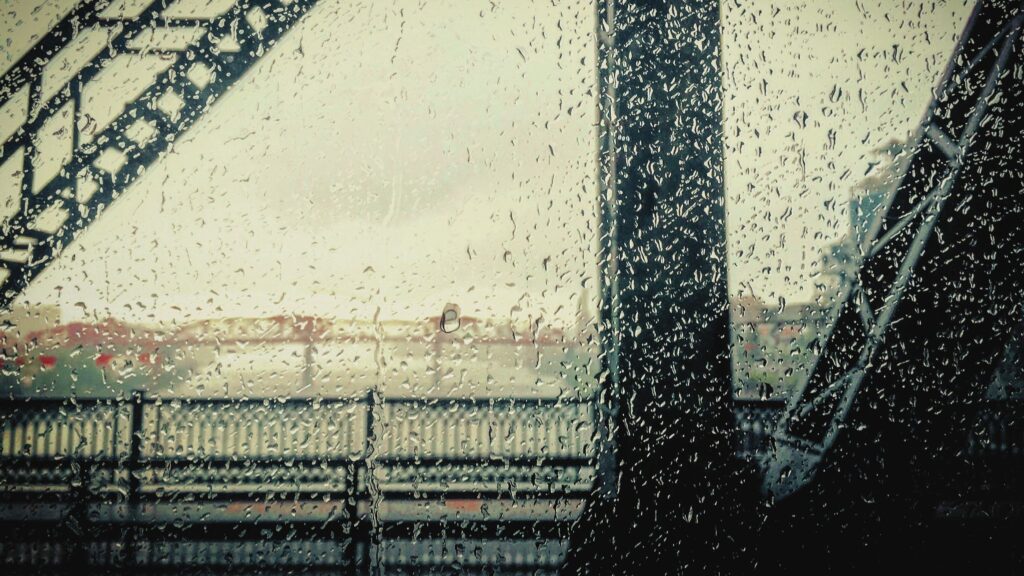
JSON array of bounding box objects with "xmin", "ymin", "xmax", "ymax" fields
[
  {"xmin": 764, "ymin": 0, "xmax": 1024, "ymax": 499},
  {"xmin": 0, "ymin": 0, "xmax": 320, "ymax": 309}
]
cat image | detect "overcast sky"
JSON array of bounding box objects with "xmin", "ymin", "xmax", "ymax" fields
[
  {"xmin": 3, "ymin": 0, "xmax": 598, "ymax": 330},
  {"xmin": 1, "ymin": 0, "xmax": 972, "ymax": 326}
]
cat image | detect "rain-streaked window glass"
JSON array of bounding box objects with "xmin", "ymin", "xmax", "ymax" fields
[
  {"xmin": 724, "ymin": 2, "xmax": 1024, "ymax": 570},
  {"xmin": 1, "ymin": 0, "xmax": 1022, "ymax": 573},
  {"xmin": 724, "ymin": 1, "xmax": 974, "ymax": 401},
  {"xmin": 1, "ymin": 0, "xmax": 599, "ymax": 572}
]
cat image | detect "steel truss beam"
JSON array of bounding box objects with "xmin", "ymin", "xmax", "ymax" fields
[
  {"xmin": 765, "ymin": 0, "xmax": 1024, "ymax": 499},
  {"xmin": 0, "ymin": 0, "xmax": 319, "ymax": 308}
]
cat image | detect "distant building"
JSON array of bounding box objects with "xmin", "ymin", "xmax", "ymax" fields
[
  {"xmin": 821, "ymin": 138, "xmax": 909, "ymax": 288},
  {"xmin": 0, "ymin": 304, "xmax": 60, "ymax": 338},
  {"xmin": 731, "ymin": 295, "xmax": 827, "ymax": 399}
]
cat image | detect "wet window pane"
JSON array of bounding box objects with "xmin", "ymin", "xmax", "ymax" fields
[
  {"xmin": 724, "ymin": 1, "xmax": 1024, "ymax": 571},
  {"xmin": 2, "ymin": 0, "xmax": 1023, "ymax": 573},
  {"xmin": 1, "ymin": 0, "xmax": 598, "ymax": 572},
  {"xmin": 725, "ymin": 1, "xmax": 974, "ymax": 401}
]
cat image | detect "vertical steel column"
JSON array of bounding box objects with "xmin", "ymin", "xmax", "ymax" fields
[{"xmin": 566, "ymin": 1, "xmax": 734, "ymax": 572}]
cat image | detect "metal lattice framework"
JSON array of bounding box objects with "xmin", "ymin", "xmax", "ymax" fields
[
  {"xmin": 764, "ymin": 0, "xmax": 1024, "ymax": 499},
  {"xmin": 0, "ymin": 0, "xmax": 319, "ymax": 308}
]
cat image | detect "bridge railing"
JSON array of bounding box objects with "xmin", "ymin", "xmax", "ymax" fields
[
  {"xmin": 969, "ymin": 401, "xmax": 1024, "ymax": 460},
  {"xmin": 0, "ymin": 393, "xmax": 1018, "ymax": 571},
  {"xmin": 733, "ymin": 398, "xmax": 786, "ymax": 459},
  {"xmin": 3, "ymin": 394, "xmax": 1018, "ymax": 496},
  {"xmin": 0, "ymin": 392, "xmax": 598, "ymax": 500}
]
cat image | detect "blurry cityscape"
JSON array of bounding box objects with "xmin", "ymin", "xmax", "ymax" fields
[
  {"xmin": 730, "ymin": 139, "xmax": 904, "ymax": 399},
  {"xmin": 5, "ymin": 135, "xmax": 1019, "ymax": 405},
  {"xmin": 0, "ymin": 307, "xmax": 599, "ymax": 400}
]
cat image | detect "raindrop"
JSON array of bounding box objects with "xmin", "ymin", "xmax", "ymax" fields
[{"xmin": 440, "ymin": 303, "xmax": 461, "ymax": 334}]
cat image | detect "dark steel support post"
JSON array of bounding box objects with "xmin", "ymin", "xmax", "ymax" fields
[
  {"xmin": 64, "ymin": 457, "xmax": 93, "ymax": 568},
  {"xmin": 753, "ymin": 3, "xmax": 1024, "ymax": 573},
  {"xmin": 123, "ymin": 390, "xmax": 145, "ymax": 571},
  {"xmin": 127, "ymin": 391, "xmax": 144, "ymax": 505},
  {"xmin": 361, "ymin": 390, "xmax": 377, "ymax": 576},
  {"xmin": 566, "ymin": 1, "xmax": 736, "ymax": 572},
  {"xmin": 345, "ymin": 460, "xmax": 362, "ymax": 576}
]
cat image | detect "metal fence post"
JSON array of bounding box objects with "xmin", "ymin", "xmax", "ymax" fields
[
  {"xmin": 127, "ymin": 390, "xmax": 144, "ymax": 505},
  {"xmin": 344, "ymin": 459, "xmax": 360, "ymax": 575},
  {"xmin": 65, "ymin": 456, "xmax": 92, "ymax": 566},
  {"xmin": 120, "ymin": 390, "xmax": 145, "ymax": 571},
  {"xmin": 360, "ymin": 390, "xmax": 376, "ymax": 574}
]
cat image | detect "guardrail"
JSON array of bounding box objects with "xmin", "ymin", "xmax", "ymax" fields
[
  {"xmin": 0, "ymin": 393, "xmax": 597, "ymax": 498},
  {"xmin": 0, "ymin": 392, "xmax": 596, "ymax": 571},
  {"xmin": 733, "ymin": 398, "xmax": 786, "ymax": 459},
  {"xmin": 4, "ymin": 395, "xmax": 1018, "ymax": 497},
  {"xmin": 0, "ymin": 394, "xmax": 1018, "ymax": 571},
  {"xmin": 969, "ymin": 401, "xmax": 1024, "ymax": 459}
]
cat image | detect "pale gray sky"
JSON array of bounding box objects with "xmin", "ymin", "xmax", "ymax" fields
[
  {"xmin": 1, "ymin": 0, "xmax": 973, "ymax": 325},
  {"xmin": 3, "ymin": 0, "xmax": 598, "ymax": 329}
]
